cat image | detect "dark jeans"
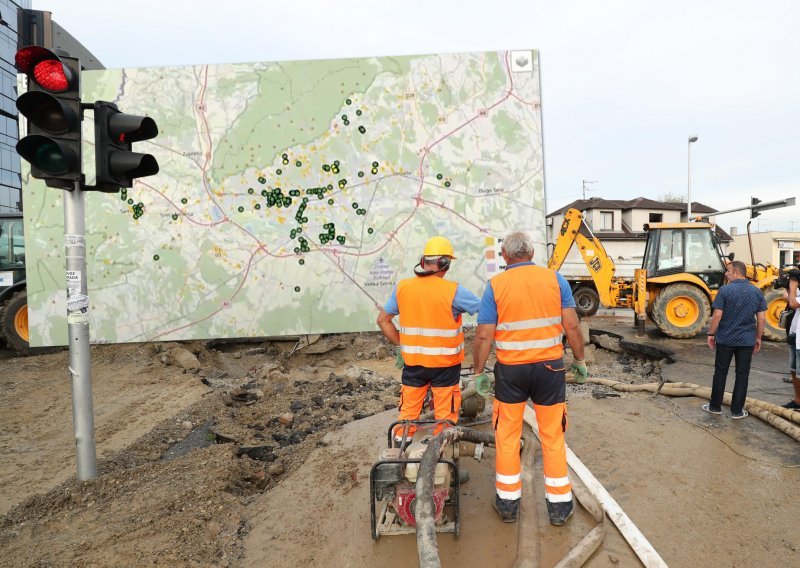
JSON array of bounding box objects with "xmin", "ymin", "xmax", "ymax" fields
[{"xmin": 710, "ymin": 344, "xmax": 753, "ymax": 415}]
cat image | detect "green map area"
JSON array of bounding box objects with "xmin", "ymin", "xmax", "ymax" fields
[{"xmin": 23, "ymin": 49, "xmax": 546, "ymax": 346}]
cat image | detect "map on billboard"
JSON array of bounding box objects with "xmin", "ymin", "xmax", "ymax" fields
[{"xmin": 22, "ymin": 49, "xmax": 546, "ymax": 346}]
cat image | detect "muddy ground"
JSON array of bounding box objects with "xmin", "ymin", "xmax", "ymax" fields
[{"xmin": 0, "ymin": 321, "xmax": 798, "ymax": 567}]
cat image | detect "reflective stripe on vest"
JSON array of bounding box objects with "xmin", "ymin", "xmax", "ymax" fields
[
  {"xmin": 491, "ymin": 265, "xmax": 564, "ymax": 364},
  {"xmin": 397, "ymin": 276, "xmax": 464, "ymax": 367}
]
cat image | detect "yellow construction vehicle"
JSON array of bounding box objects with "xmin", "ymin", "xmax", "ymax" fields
[{"xmin": 548, "ymin": 208, "xmax": 785, "ymax": 340}]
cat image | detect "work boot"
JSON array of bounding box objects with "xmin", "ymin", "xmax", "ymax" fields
[
  {"xmin": 493, "ymin": 495, "xmax": 519, "ymax": 523},
  {"xmin": 546, "ymin": 499, "xmax": 574, "ymax": 526}
]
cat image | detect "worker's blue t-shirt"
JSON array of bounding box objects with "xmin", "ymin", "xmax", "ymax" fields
[
  {"xmin": 477, "ymin": 262, "xmax": 575, "ymax": 325},
  {"xmin": 711, "ymin": 279, "xmax": 767, "ymax": 346},
  {"xmin": 383, "ymin": 282, "xmax": 481, "ymax": 320}
]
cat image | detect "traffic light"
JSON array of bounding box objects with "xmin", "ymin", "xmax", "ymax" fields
[
  {"xmin": 750, "ymin": 197, "xmax": 762, "ymax": 218},
  {"xmin": 15, "ymin": 46, "xmax": 82, "ymax": 190},
  {"xmin": 93, "ymin": 101, "xmax": 159, "ymax": 192}
]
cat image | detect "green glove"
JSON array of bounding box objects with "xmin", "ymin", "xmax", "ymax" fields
[
  {"xmin": 395, "ymin": 347, "xmax": 405, "ymax": 369},
  {"xmin": 474, "ymin": 373, "xmax": 494, "ymax": 397},
  {"xmin": 570, "ymin": 359, "xmax": 588, "ymax": 384}
]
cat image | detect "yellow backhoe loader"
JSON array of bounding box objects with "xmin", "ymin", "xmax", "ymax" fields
[{"xmin": 548, "ymin": 208, "xmax": 785, "ymax": 340}]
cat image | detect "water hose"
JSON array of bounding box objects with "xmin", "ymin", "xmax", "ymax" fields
[
  {"xmin": 414, "ymin": 426, "xmax": 495, "ymax": 568},
  {"xmin": 521, "ymin": 402, "xmax": 669, "ymax": 568},
  {"xmin": 572, "ymin": 376, "xmax": 800, "ymax": 441}
]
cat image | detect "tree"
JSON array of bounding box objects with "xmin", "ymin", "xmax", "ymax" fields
[{"xmin": 658, "ymin": 192, "xmax": 686, "ymax": 203}]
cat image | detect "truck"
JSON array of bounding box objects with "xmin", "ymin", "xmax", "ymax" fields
[
  {"xmin": 548, "ymin": 208, "xmax": 786, "ymax": 341},
  {"xmin": 0, "ymin": 212, "xmax": 29, "ymax": 353}
]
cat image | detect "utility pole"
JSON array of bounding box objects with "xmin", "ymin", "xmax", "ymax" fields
[{"xmin": 582, "ymin": 180, "xmax": 597, "ymax": 200}]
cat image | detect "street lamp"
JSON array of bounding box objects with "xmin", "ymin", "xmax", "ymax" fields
[{"xmin": 687, "ymin": 135, "xmax": 698, "ymax": 221}]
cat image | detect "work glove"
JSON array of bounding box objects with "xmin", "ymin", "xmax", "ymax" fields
[
  {"xmin": 570, "ymin": 359, "xmax": 588, "ymax": 384},
  {"xmin": 395, "ymin": 347, "xmax": 405, "ymax": 369},
  {"xmin": 473, "ymin": 373, "xmax": 494, "ymax": 397}
]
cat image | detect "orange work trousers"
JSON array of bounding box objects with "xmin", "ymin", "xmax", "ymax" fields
[
  {"xmin": 394, "ymin": 384, "xmax": 461, "ymax": 442},
  {"xmin": 492, "ymin": 359, "xmax": 572, "ymax": 503}
]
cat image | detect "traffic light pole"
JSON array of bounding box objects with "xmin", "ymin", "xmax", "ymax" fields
[{"xmin": 64, "ymin": 180, "xmax": 97, "ymax": 480}]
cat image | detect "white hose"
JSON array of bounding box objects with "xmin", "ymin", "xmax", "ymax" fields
[{"xmin": 521, "ymin": 405, "xmax": 669, "ymax": 568}]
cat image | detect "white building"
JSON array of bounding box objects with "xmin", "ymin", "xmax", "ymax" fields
[{"xmin": 727, "ymin": 230, "xmax": 799, "ymax": 268}]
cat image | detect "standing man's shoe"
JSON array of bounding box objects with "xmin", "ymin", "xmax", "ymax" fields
[
  {"xmin": 782, "ymin": 400, "xmax": 800, "ymax": 410},
  {"xmin": 546, "ymin": 499, "xmax": 574, "ymax": 526},
  {"xmin": 493, "ymin": 495, "xmax": 519, "ymax": 523}
]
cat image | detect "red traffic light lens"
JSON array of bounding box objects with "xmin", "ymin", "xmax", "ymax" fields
[
  {"xmin": 15, "ymin": 46, "xmax": 74, "ymax": 93},
  {"xmin": 33, "ymin": 60, "xmax": 69, "ymax": 91}
]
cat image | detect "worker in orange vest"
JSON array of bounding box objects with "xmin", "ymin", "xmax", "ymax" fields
[
  {"xmin": 473, "ymin": 231, "xmax": 587, "ymax": 525},
  {"xmin": 376, "ymin": 236, "xmax": 481, "ymax": 459}
]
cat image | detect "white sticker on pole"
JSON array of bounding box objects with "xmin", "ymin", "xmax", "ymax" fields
[
  {"xmin": 64, "ymin": 234, "xmax": 86, "ymax": 248},
  {"xmin": 67, "ymin": 294, "xmax": 89, "ymax": 312},
  {"xmin": 67, "ymin": 311, "xmax": 89, "ymax": 325},
  {"xmin": 67, "ymin": 270, "xmax": 82, "ymax": 287},
  {"xmin": 0, "ymin": 271, "xmax": 13, "ymax": 287}
]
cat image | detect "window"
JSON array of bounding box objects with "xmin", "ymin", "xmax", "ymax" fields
[
  {"xmin": 649, "ymin": 213, "xmax": 663, "ymax": 223},
  {"xmin": 600, "ymin": 211, "xmax": 613, "ymax": 231},
  {"xmin": 684, "ymin": 229, "xmax": 724, "ymax": 273},
  {"xmin": 656, "ymin": 229, "xmax": 684, "ymax": 270}
]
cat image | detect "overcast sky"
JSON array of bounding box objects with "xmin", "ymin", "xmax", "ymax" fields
[{"xmin": 34, "ymin": 0, "xmax": 799, "ymax": 233}]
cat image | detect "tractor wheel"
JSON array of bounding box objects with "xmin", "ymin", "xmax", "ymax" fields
[
  {"xmin": 0, "ymin": 289, "xmax": 30, "ymax": 355},
  {"xmin": 573, "ymin": 287, "xmax": 600, "ymax": 317},
  {"xmin": 652, "ymin": 283, "xmax": 710, "ymax": 339},
  {"xmin": 763, "ymin": 289, "xmax": 788, "ymax": 342}
]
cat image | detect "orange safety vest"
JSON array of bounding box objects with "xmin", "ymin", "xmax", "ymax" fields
[
  {"xmin": 397, "ymin": 277, "xmax": 464, "ymax": 368},
  {"xmin": 491, "ymin": 265, "xmax": 564, "ymax": 364}
]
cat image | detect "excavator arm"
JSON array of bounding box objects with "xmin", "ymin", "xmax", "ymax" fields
[{"xmin": 548, "ymin": 208, "xmax": 620, "ymax": 308}]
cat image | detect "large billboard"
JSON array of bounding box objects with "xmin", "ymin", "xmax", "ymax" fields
[{"xmin": 23, "ymin": 49, "xmax": 546, "ymax": 346}]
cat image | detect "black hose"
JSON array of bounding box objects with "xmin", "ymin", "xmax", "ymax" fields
[{"xmin": 415, "ymin": 426, "xmax": 495, "ymax": 568}]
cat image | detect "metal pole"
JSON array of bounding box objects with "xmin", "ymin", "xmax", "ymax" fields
[
  {"xmin": 687, "ymin": 135, "xmax": 698, "ymax": 221},
  {"xmin": 63, "ymin": 180, "xmax": 97, "ymax": 480}
]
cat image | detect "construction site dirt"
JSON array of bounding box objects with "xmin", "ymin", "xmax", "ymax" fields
[{"xmin": 0, "ymin": 316, "xmax": 797, "ymax": 567}]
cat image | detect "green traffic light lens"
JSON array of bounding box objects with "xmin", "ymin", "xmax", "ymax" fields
[{"xmin": 32, "ymin": 141, "xmax": 68, "ymax": 174}]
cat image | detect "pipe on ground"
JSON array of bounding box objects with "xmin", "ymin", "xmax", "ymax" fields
[
  {"xmin": 572, "ymin": 377, "xmax": 800, "ymax": 441},
  {"xmin": 414, "ymin": 426, "xmax": 495, "ymax": 568},
  {"xmin": 521, "ymin": 403, "xmax": 669, "ymax": 568},
  {"xmin": 513, "ymin": 434, "xmax": 539, "ymax": 568}
]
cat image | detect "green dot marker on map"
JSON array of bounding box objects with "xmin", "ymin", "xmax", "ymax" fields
[
  {"xmin": 367, "ymin": 228, "xmax": 374, "ymax": 234},
  {"xmin": 181, "ymin": 197, "xmax": 188, "ymax": 204},
  {"xmin": 255, "ymin": 203, "xmax": 261, "ymax": 210},
  {"xmin": 172, "ymin": 214, "xmax": 179, "ymax": 220},
  {"xmin": 358, "ymin": 171, "xmax": 364, "ymax": 177},
  {"xmin": 444, "ymin": 181, "xmax": 451, "ymax": 187},
  {"xmin": 346, "ymin": 99, "xmax": 352, "ymax": 105},
  {"xmin": 352, "ymin": 203, "xmax": 359, "ymax": 209},
  {"xmin": 294, "ymin": 286, "xmax": 301, "ymax": 292},
  {"xmin": 258, "ymin": 176, "xmax": 266, "ymax": 184},
  {"xmin": 358, "ymin": 126, "xmax": 366, "ymax": 134},
  {"xmin": 237, "ymin": 206, "xmax": 245, "ymax": 212},
  {"xmin": 295, "ymin": 160, "xmax": 302, "ymax": 167},
  {"xmin": 153, "ymin": 255, "xmax": 160, "ymax": 261},
  {"xmin": 294, "ymin": 247, "xmax": 300, "ymax": 254},
  {"xmin": 262, "ymin": 190, "xmax": 268, "ymax": 197},
  {"xmin": 333, "ymin": 160, "xmax": 340, "ymax": 166},
  {"xmin": 328, "ymin": 199, "xmax": 334, "ymax": 205},
  {"xmin": 437, "ymin": 173, "xmax": 443, "ymax": 180},
  {"xmin": 276, "ymin": 169, "xmax": 282, "ymax": 175},
  {"xmin": 248, "ymin": 188, "xmax": 254, "ymax": 194},
  {"xmin": 341, "ymin": 115, "xmax": 348, "ymax": 121},
  {"xmin": 299, "ymin": 259, "xmax": 305, "ymax": 265},
  {"xmin": 372, "ymin": 161, "xmax": 379, "ymax": 167},
  {"xmin": 337, "ymin": 236, "xmax": 345, "ymax": 244},
  {"xmin": 356, "ymin": 109, "xmax": 362, "ymax": 116}
]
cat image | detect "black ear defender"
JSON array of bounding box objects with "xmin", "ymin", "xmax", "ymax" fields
[{"xmin": 414, "ymin": 255, "xmax": 451, "ymax": 276}]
